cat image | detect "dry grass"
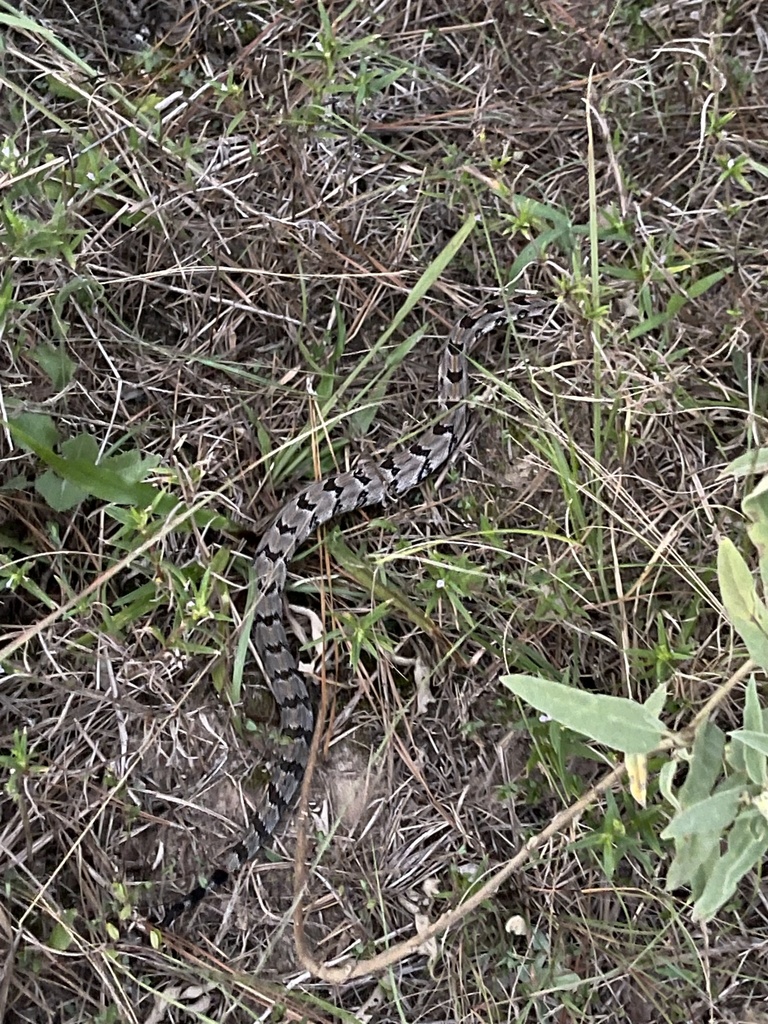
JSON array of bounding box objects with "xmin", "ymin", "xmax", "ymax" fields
[{"xmin": 2, "ymin": 0, "xmax": 768, "ymax": 1021}]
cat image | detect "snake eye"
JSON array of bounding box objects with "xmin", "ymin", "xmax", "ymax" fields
[{"xmin": 515, "ymin": 296, "xmax": 549, "ymax": 321}]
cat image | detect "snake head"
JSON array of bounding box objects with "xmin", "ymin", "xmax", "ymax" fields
[{"xmin": 507, "ymin": 294, "xmax": 552, "ymax": 322}]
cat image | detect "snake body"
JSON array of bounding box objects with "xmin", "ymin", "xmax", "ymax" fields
[{"xmin": 155, "ymin": 299, "xmax": 534, "ymax": 927}]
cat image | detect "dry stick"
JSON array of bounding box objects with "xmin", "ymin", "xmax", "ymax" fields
[{"xmin": 291, "ymin": 658, "xmax": 757, "ymax": 983}]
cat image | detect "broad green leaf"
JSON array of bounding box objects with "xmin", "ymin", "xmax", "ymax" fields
[
  {"xmin": 731, "ymin": 610, "xmax": 768, "ymax": 671},
  {"xmin": 659, "ymin": 759, "xmax": 681, "ymax": 810},
  {"xmin": 717, "ymin": 539, "xmax": 768, "ymax": 669},
  {"xmin": 743, "ymin": 472, "xmax": 768, "ymax": 521},
  {"xmin": 6, "ymin": 418, "xmax": 162, "ymax": 507},
  {"xmin": 742, "ymin": 676, "xmax": 767, "ymax": 786},
  {"xmin": 718, "ymin": 538, "xmax": 758, "ymax": 621},
  {"xmin": 689, "ymin": 859, "xmax": 718, "ymax": 902},
  {"xmin": 643, "ymin": 683, "xmax": 667, "ymax": 718},
  {"xmin": 30, "ymin": 343, "xmax": 75, "ymax": 390},
  {"xmin": 730, "ymin": 729, "xmax": 768, "ymax": 758},
  {"xmin": 10, "ymin": 412, "xmax": 59, "ymax": 451},
  {"xmin": 727, "ymin": 730, "xmax": 746, "ymax": 774},
  {"xmin": 500, "ymin": 674, "xmax": 666, "ymax": 754},
  {"xmin": 61, "ymin": 432, "xmax": 99, "ymax": 463},
  {"xmin": 753, "ymin": 791, "xmax": 768, "ymax": 823},
  {"xmin": 720, "ymin": 448, "xmax": 768, "ymax": 480},
  {"xmin": 666, "ymin": 831, "xmax": 721, "ymax": 893},
  {"xmin": 47, "ymin": 923, "xmax": 73, "ymax": 950},
  {"xmin": 507, "ymin": 225, "xmax": 572, "ymax": 284},
  {"xmin": 508, "ymin": 193, "xmax": 573, "ymax": 230},
  {"xmin": 660, "ymin": 787, "xmax": 742, "ymax": 841},
  {"xmin": 103, "ymin": 449, "xmax": 163, "ymax": 483},
  {"xmin": 0, "ymin": 471, "xmax": 31, "ymax": 493},
  {"xmin": 35, "ymin": 468, "xmax": 87, "ymax": 511},
  {"xmin": 678, "ymin": 721, "xmax": 726, "ymax": 808},
  {"xmin": 749, "ymin": 522, "xmax": 768, "ymax": 593},
  {"xmin": 693, "ymin": 810, "xmax": 768, "ymax": 922},
  {"xmin": 542, "ymin": 971, "xmax": 583, "ymax": 993},
  {"xmin": 742, "ymin": 476, "xmax": 768, "ymax": 588}
]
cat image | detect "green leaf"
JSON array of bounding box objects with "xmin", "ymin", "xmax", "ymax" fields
[
  {"xmin": 741, "ymin": 676, "xmax": 767, "ymax": 786},
  {"xmin": 231, "ymin": 569, "xmax": 260, "ymax": 704},
  {"xmin": 719, "ymin": 448, "xmax": 768, "ymax": 480},
  {"xmin": 61, "ymin": 432, "xmax": 99, "ymax": 463},
  {"xmin": 727, "ymin": 728, "xmax": 747, "ymax": 774},
  {"xmin": 30, "ymin": 343, "xmax": 75, "ymax": 390},
  {"xmin": 47, "ymin": 911, "xmax": 77, "ymax": 950},
  {"xmin": 643, "ymin": 682, "xmax": 667, "ymax": 719},
  {"xmin": 626, "ymin": 270, "xmax": 731, "ymax": 340},
  {"xmin": 103, "ymin": 448, "xmax": 163, "ymax": 483},
  {"xmin": 107, "ymin": 582, "xmax": 161, "ymax": 631},
  {"xmin": 507, "ymin": 225, "xmax": 572, "ymax": 283},
  {"xmin": 660, "ymin": 787, "xmax": 742, "ymax": 841},
  {"xmin": 730, "ymin": 729, "xmax": 768, "ymax": 758},
  {"xmin": 6, "ymin": 418, "xmax": 162, "ymax": 507},
  {"xmin": 750, "ymin": 521, "xmax": 768, "ymax": 591},
  {"xmin": 678, "ymin": 721, "xmax": 725, "ymax": 808},
  {"xmin": 742, "ymin": 471, "xmax": 768, "ymax": 520},
  {"xmin": 692, "ymin": 810, "xmax": 768, "ymax": 922},
  {"xmin": 627, "ymin": 310, "xmax": 674, "ymax": 340},
  {"xmin": 10, "ymin": 412, "xmax": 59, "ymax": 450},
  {"xmin": 717, "ymin": 538, "xmax": 768, "ymax": 669},
  {"xmin": 659, "ymin": 759, "xmax": 680, "ymax": 810},
  {"xmin": 686, "ymin": 268, "xmax": 730, "ymax": 299},
  {"xmin": 718, "ymin": 538, "xmax": 758, "ymax": 621},
  {"xmin": 500, "ymin": 674, "xmax": 666, "ymax": 754},
  {"xmin": 35, "ymin": 469, "xmax": 88, "ymax": 511},
  {"xmin": 741, "ymin": 476, "xmax": 768, "ymax": 589},
  {"xmin": 666, "ymin": 831, "xmax": 721, "ymax": 893}
]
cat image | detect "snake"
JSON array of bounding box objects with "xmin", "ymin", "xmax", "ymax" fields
[{"xmin": 152, "ymin": 296, "xmax": 539, "ymax": 928}]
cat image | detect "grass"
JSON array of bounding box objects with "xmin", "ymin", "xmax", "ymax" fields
[{"xmin": 2, "ymin": 0, "xmax": 768, "ymax": 1021}]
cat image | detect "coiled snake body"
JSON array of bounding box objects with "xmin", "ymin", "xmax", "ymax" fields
[{"xmin": 155, "ymin": 298, "xmax": 536, "ymax": 927}]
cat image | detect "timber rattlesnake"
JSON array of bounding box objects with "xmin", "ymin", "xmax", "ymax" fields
[{"xmin": 153, "ymin": 297, "xmax": 541, "ymax": 927}]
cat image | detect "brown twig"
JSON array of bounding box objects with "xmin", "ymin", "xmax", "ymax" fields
[{"xmin": 291, "ymin": 658, "xmax": 757, "ymax": 982}]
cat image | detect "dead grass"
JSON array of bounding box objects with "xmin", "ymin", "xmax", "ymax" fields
[{"xmin": 2, "ymin": 0, "xmax": 768, "ymax": 1021}]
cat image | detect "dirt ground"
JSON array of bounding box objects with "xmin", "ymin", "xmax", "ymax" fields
[{"xmin": 2, "ymin": 0, "xmax": 768, "ymax": 1021}]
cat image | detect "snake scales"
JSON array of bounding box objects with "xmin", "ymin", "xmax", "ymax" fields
[{"xmin": 153, "ymin": 297, "xmax": 539, "ymax": 928}]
